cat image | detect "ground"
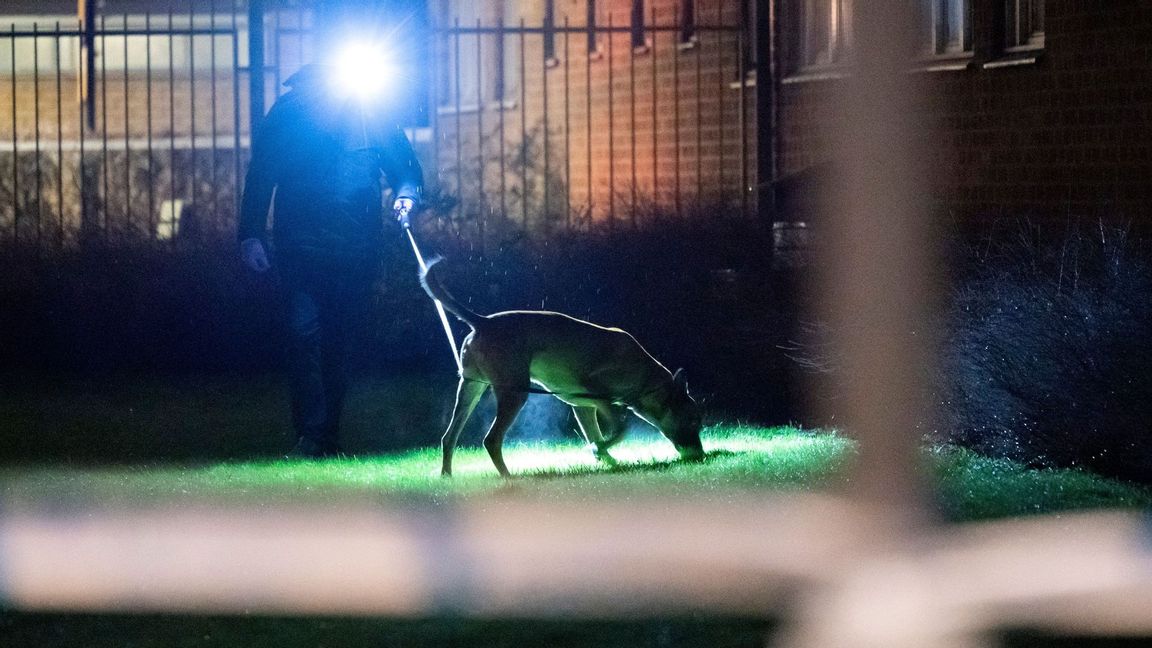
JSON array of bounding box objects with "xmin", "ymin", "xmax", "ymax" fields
[{"xmin": 1, "ymin": 373, "xmax": 1150, "ymax": 646}]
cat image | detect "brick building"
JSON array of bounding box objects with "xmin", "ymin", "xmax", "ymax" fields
[
  {"xmin": 429, "ymin": 0, "xmax": 760, "ymax": 234},
  {"xmin": 4, "ymin": 1, "xmax": 1150, "ymax": 245},
  {"xmin": 773, "ymin": 0, "xmax": 1152, "ymax": 225}
]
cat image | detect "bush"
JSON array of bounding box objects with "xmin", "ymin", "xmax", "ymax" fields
[
  {"xmin": 0, "ymin": 212, "xmax": 804, "ymax": 424},
  {"xmin": 941, "ymin": 222, "xmax": 1152, "ymax": 484}
]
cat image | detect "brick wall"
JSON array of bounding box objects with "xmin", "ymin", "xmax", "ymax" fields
[{"xmin": 775, "ymin": 0, "xmax": 1152, "ymax": 225}]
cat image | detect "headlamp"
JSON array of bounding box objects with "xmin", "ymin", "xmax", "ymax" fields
[{"xmin": 331, "ymin": 41, "xmax": 395, "ymax": 103}]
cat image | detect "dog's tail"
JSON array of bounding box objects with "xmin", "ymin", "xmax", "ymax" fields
[{"xmin": 420, "ymin": 257, "xmax": 486, "ymax": 330}]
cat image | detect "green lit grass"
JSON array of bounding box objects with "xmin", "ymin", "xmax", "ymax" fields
[
  {"xmin": 3, "ymin": 425, "xmax": 1150, "ymax": 648},
  {"xmin": 3, "ymin": 425, "xmax": 1149, "ymax": 521}
]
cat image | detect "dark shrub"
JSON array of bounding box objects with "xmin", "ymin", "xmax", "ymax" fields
[
  {"xmin": 0, "ymin": 211, "xmax": 803, "ymax": 424},
  {"xmin": 941, "ymin": 222, "xmax": 1152, "ymax": 484}
]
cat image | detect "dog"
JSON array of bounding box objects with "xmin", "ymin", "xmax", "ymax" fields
[{"xmin": 421, "ymin": 258, "xmax": 704, "ymax": 477}]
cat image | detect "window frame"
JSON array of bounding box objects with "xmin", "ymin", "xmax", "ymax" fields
[
  {"xmin": 1003, "ymin": 0, "xmax": 1044, "ymax": 53},
  {"xmin": 791, "ymin": 0, "xmax": 852, "ymax": 73},
  {"xmin": 923, "ymin": 0, "xmax": 973, "ymax": 58}
]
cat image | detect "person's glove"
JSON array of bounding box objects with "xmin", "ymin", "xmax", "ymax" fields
[
  {"xmin": 240, "ymin": 237, "xmax": 271, "ymax": 273},
  {"xmin": 393, "ymin": 197, "xmax": 416, "ymax": 229}
]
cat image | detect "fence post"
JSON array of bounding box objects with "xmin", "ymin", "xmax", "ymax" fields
[{"xmin": 247, "ymin": 0, "xmax": 265, "ymax": 132}]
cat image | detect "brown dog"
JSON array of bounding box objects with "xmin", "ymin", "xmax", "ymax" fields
[{"xmin": 421, "ymin": 259, "xmax": 704, "ymax": 477}]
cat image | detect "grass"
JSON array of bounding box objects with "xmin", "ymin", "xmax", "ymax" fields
[
  {"xmin": 3, "ymin": 424, "xmax": 1150, "ymax": 521},
  {"xmin": 2, "ymin": 374, "xmax": 1151, "ymax": 647}
]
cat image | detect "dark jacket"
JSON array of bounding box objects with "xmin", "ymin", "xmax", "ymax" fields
[{"xmin": 238, "ymin": 66, "xmax": 423, "ymax": 262}]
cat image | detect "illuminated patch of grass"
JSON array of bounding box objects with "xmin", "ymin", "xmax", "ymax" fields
[{"xmin": 3, "ymin": 426, "xmax": 1150, "ymax": 521}]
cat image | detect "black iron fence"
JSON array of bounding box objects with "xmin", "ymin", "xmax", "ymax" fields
[
  {"xmin": 1, "ymin": 5, "xmax": 757, "ymax": 252},
  {"xmin": 430, "ymin": 16, "xmax": 755, "ymax": 244},
  {"xmin": 0, "ymin": 6, "xmax": 248, "ymax": 250}
]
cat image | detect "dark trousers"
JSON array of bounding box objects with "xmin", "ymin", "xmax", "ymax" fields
[{"xmin": 282, "ymin": 256, "xmax": 376, "ymax": 449}]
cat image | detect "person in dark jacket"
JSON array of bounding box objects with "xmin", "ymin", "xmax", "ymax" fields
[{"xmin": 238, "ymin": 64, "xmax": 423, "ymax": 458}]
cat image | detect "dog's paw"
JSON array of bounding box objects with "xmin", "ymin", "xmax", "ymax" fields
[
  {"xmin": 677, "ymin": 446, "xmax": 705, "ymax": 462},
  {"xmin": 587, "ymin": 443, "xmax": 618, "ymax": 465}
]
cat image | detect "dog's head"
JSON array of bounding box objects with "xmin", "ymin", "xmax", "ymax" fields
[{"xmin": 657, "ymin": 369, "xmax": 704, "ymax": 460}]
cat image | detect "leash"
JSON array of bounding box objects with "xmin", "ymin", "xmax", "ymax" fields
[{"xmin": 404, "ymin": 224, "xmax": 462, "ymax": 371}]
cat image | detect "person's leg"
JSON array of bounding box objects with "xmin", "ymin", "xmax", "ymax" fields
[
  {"xmin": 287, "ymin": 286, "xmax": 340, "ymax": 456},
  {"xmin": 317, "ymin": 287, "xmax": 350, "ymax": 452}
]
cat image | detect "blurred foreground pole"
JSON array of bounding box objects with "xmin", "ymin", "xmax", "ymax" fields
[
  {"xmin": 786, "ymin": 0, "xmax": 953, "ymax": 645},
  {"xmin": 815, "ymin": 0, "xmax": 935, "ymax": 534}
]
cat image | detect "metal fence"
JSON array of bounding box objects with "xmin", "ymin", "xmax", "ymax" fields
[
  {"xmin": 431, "ymin": 16, "xmax": 755, "ymax": 241},
  {"xmin": 0, "ymin": 6, "xmax": 248, "ymax": 250},
  {"xmin": 1, "ymin": 5, "xmax": 757, "ymax": 252}
]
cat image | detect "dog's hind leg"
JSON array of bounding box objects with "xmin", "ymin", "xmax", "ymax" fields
[
  {"xmin": 484, "ymin": 386, "xmax": 528, "ymax": 478},
  {"xmin": 573, "ymin": 405, "xmax": 618, "ymax": 465},
  {"xmin": 595, "ymin": 402, "xmax": 629, "ymax": 449},
  {"xmin": 441, "ymin": 378, "xmax": 488, "ymax": 477}
]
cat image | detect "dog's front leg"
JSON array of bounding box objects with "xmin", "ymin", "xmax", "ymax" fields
[
  {"xmin": 572, "ymin": 405, "xmax": 618, "ymax": 465},
  {"xmin": 441, "ymin": 378, "xmax": 488, "ymax": 477},
  {"xmin": 484, "ymin": 387, "xmax": 528, "ymax": 477}
]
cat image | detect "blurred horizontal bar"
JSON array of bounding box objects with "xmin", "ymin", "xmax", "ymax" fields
[
  {"xmin": 0, "ymin": 494, "xmax": 1150, "ymax": 636},
  {"xmin": 0, "ymin": 494, "xmax": 855, "ymax": 617}
]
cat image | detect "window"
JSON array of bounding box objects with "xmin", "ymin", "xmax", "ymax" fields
[
  {"xmin": 924, "ymin": 0, "xmax": 971, "ymax": 56},
  {"xmin": 439, "ymin": 3, "xmax": 481, "ymax": 108},
  {"xmin": 498, "ymin": 0, "xmax": 520, "ymax": 101},
  {"xmin": 796, "ymin": 0, "xmax": 852, "ymax": 70},
  {"xmin": 1004, "ymin": 0, "xmax": 1044, "ymax": 51}
]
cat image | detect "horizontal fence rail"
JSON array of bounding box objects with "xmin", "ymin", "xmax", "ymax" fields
[{"xmin": 2, "ymin": 494, "xmax": 1152, "ymax": 647}]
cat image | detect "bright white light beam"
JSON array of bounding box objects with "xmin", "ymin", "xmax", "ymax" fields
[{"xmin": 332, "ymin": 42, "xmax": 395, "ymax": 102}]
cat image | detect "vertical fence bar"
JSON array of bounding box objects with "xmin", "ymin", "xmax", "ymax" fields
[
  {"xmin": 100, "ymin": 14, "xmax": 108, "ymax": 236},
  {"xmin": 607, "ymin": 12, "xmax": 614, "ymax": 225},
  {"xmin": 585, "ymin": 16, "xmax": 592, "ymax": 221},
  {"xmin": 498, "ymin": 22, "xmax": 506, "ymax": 224},
  {"xmin": 33, "ymin": 22, "xmax": 43, "ymax": 248},
  {"xmin": 9, "ymin": 24, "xmax": 16, "ymax": 245},
  {"xmin": 122, "ymin": 13, "xmax": 131, "ymax": 234},
  {"xmin": 475, "ymin": 18, "xmax": 485, "ymax": 235},
  {"xmin": 716, "ymin": 11, "xmax": 726, "ymax": 209},
  {"xmin": 168, "ymin": 6, "xmax": 176, "ymax": 237},
  {"xmin": 694, "ymin": 17, "xmax": 702, "ymax": 206},
  {"xmin": 628, "ymin": 15, "xmax": 636, "ymax": 226},
  {"xmin": 519, "ymin": 18, "xmax": 527, "ymax": 229},
  {"xmin": 8, "ymin": 24, "xmax": 15, "ymax": 242},
  {"xmin": 247, "ymin": 0, "xmax": 264, "ymax": 134},
  {"xmin": 55, "ymin": 21, "xmax": 64, "ymax": 245},
  {"xmin": 738, "ymin": 23, "xmax": 748, "ymax": 219},
  {"xmin": 453, "ymin": 19, "xmax": 462, "ymax": 231},
  {"xmin": 77, "ymin": 19, "xmax": 86, "ymax": 240},
  {"xmin": 650, "ymin": 4, "xmax": 657, "ymax": 206},
  {"xmin": 543, "ymin": 18, "xmax": 551, "ymax": 230},
  {"xmin": 230, "ymin": 2, "xmax": 241, "ymax": 219},
  {"xmin": 210, "ymin": 0, "xmax": 219, "ymax": 221},
  {"xmin": 189, "ymin": 2, "xmax": 198, "ymax": 226},
  {"xmin": 273, "ymin": 9, "xmax": 282, "ymax": 97},
  {"xmin": 563, "ymin": 16, "xmax": 571, "ymax": 230},
  {"xmin": 83, "ymin": 4, "xmax": 95, "ymax": 131},
  {"xmin": 146, "ymin": 12, "xmax": 155, "ymax": 238},
  {"xmin": 672, "ymin": 9, "xmax": 681, "ymax": 217}
]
